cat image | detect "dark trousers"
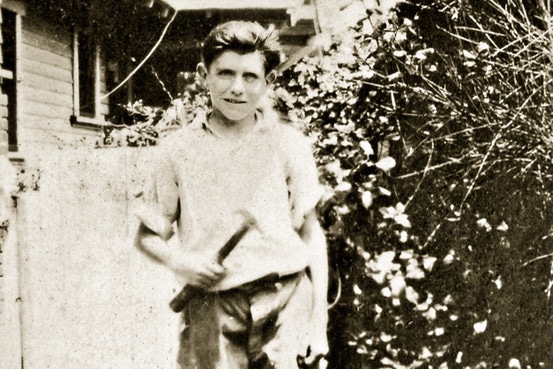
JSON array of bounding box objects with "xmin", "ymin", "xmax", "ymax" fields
[{"xmin": 178, "ymin": 272, "xmax": 312, "ymax": 369}]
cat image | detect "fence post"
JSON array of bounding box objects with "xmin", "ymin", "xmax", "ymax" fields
[{"xmin": 0, "ymin": 194, "xmax": 22, "ymax": 369}]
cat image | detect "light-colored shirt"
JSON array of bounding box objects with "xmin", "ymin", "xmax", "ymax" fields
[{"xmin": 143, "ymin": 111, "xmax": 323, "ymax": 290}]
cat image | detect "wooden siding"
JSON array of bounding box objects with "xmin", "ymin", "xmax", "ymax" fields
[
  {"xmin": 161, "ymin": 0, "xmax": 302, "ymax": 10},
  {"xmin": 24, "ymin": 73, "xmax": 73, "ymax": 95},
  {"xmin": 22, "ymin": 15, "xmax": 72, "ymax": 58},
  {"xmin": 18, "ymin": 12, "xmax": 108, "ymax": 152},
  {"xmin": 20, "ymin": 16, "xmax": 75, "ymax": 149}
]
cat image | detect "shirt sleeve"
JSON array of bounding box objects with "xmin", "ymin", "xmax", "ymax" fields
[
  {"xmin": 285, "ymin": 128, "xmax": 324, "ymax": 231},
  {"xmin": 138, "ymin": 144, "xmax": 180, "ymax": 224}
]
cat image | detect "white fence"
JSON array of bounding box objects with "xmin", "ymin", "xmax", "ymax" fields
[{"xmin": 1, "ymin": 148, "xmax": 181, "ymax": 369}]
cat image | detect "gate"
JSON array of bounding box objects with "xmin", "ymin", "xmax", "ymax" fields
[{"xmin": 1, "ymin": 148, "xmax": 180, "ymax": 369}]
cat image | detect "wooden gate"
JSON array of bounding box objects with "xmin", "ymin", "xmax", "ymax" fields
[{"xmin": 1, "ymin": 148, "xmax": 181, "ymax": 369}]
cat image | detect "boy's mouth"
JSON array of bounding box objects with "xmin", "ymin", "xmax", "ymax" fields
[{"xmin": 224, "ymin": 98, "xmax": 247, "ymax": 104}]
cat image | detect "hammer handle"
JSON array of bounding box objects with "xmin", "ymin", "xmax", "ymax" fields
[{"xmin": 169, "ymin": 219, "xmax": 254, "ymax": 313}]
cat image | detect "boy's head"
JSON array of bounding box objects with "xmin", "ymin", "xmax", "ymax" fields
[
  {"xmin": 196, "ymin": 21, "xmax": 283, "ymax": 123},
  {"xmin": 201, "ymin": 21, "xmax": 282, "ymax": 76}
]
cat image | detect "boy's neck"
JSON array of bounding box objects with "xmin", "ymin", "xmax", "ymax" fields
[{"xmin": 208, "ymin": 110, "xmax": 258, "ymax": 139}]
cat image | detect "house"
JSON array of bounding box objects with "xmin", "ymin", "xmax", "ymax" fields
[{"xmin": 0, "ymin": 0, "xmax": 326, "ymax": 156}]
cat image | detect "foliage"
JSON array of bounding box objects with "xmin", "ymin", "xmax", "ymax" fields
[
  {"xmin": 0, "ymin": 155, "xmax": 17, "ymax": 226},
  {"xmin": 274, "ymin": 0, "xmax": 553, "ymax": 368},
  {"xmin": 101, "ymin": 78, "xmax": 209, "ymax": 147},
  {"xmin": 94, "ymin": 1, "xmax": 553, "ymax": 365},
  {"xmin": 100, "ymin": 101, "xmax": 163, "ymax": 147},
  {"xmin": 0, "ymin": 156, "xmax": 41, "ymax": 250}
]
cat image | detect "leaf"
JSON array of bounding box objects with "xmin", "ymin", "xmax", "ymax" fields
[
  {"xmin": 390, "ymin": 275, "xmax": 406, "ymax": 296},
  {"xmin": 399, "ymin": 230, "xmax": 409, "ymax": 243},
  {"xmin": 379, "ymin": 187, "xmax": 392, "ymax": 196},
  {"xmin": 406, "ymin": 259, "xmax": 425, "ymax": 279},
  {"xmin": 399, "ymin": 250, "xmax": 414, "ymax": 259},
  {"xmin": 494, "ymin": 276, "xmax": 502, "ymax": 290},
  {"xmin": 456, "ymin": 352, "xmax": 463, "ymax": 364},
  {"xmin": 422, "ymin": 256, "xmax": 437, "ymax": 271},
  {"xmin": 361, "ymin": 191, "xmax": 373, "ymax": 208},
  {"xmin": 473, "ymin": 320, "xmax": 487, "ymax": 334},
  {"xmin": 380, "ymin": 332, "xmax": 393, "ymax": 343},
  {"xmin": 508, "ymin": 359, "xmax": 521, "ymax": 369},
  {"xmin": 422, "ymin": 307, "xmax": 437, "ymax": 320},
  {"xmin": 356, "ymin": 346, "xmax": 369, "ymax": 355},
  {"xmin": 359, "ymin": 140, "xmax": 374, "ymax": 156},
  {"xmin": 380, "ymin": 203, "xmax": 411, "ymax": 228},
  {"xmin": 462, "ymin": 49, "xmax": 476, "ymax": 59},
  {"xmin": 477, "ymin": 42, "xmax": 489, "ymax": 53},
  {"xmin": 420, "ymin": 347, "xmax": 432, "ymax": 359},
  {"xmin": 370, "ymin": 251, "xmax": 401, "ymax": 279},
  {"xmin": 376, "ymin": 156, "xmax": 396, "ymax": 171},
  {"xmin": 497, "ymin": 221, "xmax": 509, "ymax": 231},
  {"xmin": 405, "ymin": 286, "xmax": 420, "ymax": 304},
  {"xmin": 387, "ymin": 71, "xmax": 403, "ymax": 81},
  {"xmin": 335, "ymin": 181, "xmax": 352, "ymax": 193},
  {"xmin": 443, "ymin": 250, "xmax": 456, "ymax": 264},
  {"xmin": 477, "ymin": 218, "xmax": 492, "ymax": 232}
]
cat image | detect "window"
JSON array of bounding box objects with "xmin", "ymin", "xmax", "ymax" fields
[
  {"xmin": 1, "ymin": 3, "xmax": 21, "ymax": 152},
  {"xmin": 78, "ymin": 32, "xmax": 96, "ymax": 117},
  {"xmin": 71, "ymin": 30, "xmax": 102, "ymax": 127}
]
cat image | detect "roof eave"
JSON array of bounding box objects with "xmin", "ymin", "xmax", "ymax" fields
[{"xmin": 157, "ymin": 0, "xmax": 303, "ymax": 11}]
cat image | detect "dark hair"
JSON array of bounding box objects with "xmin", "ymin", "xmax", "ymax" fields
[{"xmin": 201, "ymin": 21, "xmax": 283, "ymax": 75}]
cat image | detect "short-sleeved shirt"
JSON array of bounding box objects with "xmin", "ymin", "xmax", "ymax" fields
[{"xmin": 143, "ymin": 110, "xmax": 323, "ymax": 291}]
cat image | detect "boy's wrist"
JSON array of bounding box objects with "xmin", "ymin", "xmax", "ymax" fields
[
  {"xmin": 166, "ymin": 249, "xmax": 188, "ymax": 272},
  {"xmin": 311, "ymin": 306, "xmax": 329, "ymax": 324}
]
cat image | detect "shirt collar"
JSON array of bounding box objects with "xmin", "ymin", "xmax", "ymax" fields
[{"xmin": 192, "ymin": 109, "xmax": 275, "ymax": 136}]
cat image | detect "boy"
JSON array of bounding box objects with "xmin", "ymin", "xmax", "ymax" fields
[{"xmin": 134, "ymin": 21, "xmax": 329, "ymax": 369}]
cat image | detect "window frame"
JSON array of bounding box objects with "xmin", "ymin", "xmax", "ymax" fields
[
  {"xmin": 71, "ymin": 30, "xmax": 105, "ymax": 129},
  {"xmin": 1, "ymin": 0, "xmax": 24, "ymax": 153}
]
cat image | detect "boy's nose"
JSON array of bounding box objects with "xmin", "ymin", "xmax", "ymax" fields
[{"xmin": 229, "ymin": 77, "xmax": 245, "ymax": 95}]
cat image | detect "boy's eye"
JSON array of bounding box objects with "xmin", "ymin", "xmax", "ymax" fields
[
  {"xmin": 218, "ymin": 70, "xmax": 234, "ymax": 77},
  {"xmin": 244, "ymin": 73, "xmax": 259, "ymax": 82}
]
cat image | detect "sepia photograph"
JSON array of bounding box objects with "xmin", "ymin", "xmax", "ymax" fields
[{"xmin": 1, "ymin": 0, "xmax": 553, "ymax": 368}]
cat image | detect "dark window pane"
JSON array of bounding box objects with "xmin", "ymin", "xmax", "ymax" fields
[
  {"xmin": 2, "ymin": 8, "xmax": 17, "ymax": 151},
  {"xmin": 78, "ymin": 32, "xmax": 96, "ymax": 117}
]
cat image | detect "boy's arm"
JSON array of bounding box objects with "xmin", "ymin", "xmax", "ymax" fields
[
  {"xmin": 134, "ymin": 222, "xmax": 177, "ymax": 266},
  {"xmin": 134, "ymin": 222, "xmax": 225, "ymax": 290},
  {"xmin": 298, "ymin": 209, "xmax": 329, "ymax": 365}
]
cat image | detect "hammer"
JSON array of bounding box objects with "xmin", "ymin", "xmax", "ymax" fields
[{"xmin": 169, "ymin": 209, "xmax": 257, "ymax": 312}]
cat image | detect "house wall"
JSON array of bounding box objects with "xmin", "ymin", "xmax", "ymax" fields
[{"xmin": 17, "ymin": 11, "xmax": 109, "ymax": 152}]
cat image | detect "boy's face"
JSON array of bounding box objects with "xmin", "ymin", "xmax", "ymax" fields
[{"xmin": 198, "ymin": 50, "xmax": 275, "ymax": 123}]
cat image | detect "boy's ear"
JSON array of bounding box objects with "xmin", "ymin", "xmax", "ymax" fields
[
  {"xmin": 265, "ymin": 70, "xmax": 277, "ymax": 85},
  {"xmin": 196, "ymin": 63, "xmax": 208, "ymax": 87}
]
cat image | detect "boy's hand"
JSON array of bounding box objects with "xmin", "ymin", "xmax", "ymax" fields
[
  {"xmin": 170, "ymin": 252, "xmax": 225, "ymax": 290},
  {"xmin": 298, "ymin": 318, "xmax": 329, "ymax": 368},
  {"xmin": 302, "ymin": 337, "xmax": 329, "ymax": 368}
]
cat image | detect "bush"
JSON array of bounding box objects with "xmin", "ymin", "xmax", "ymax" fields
[
  {"xmin": 275, "ymin": 0, "xmax": 553, "ymax": 368},
  {"xmin": 101, "ymin": 78, "xmax": 209, "ymax": 147},
  {"xmin": 97, "ymin": 2, "xmax": 553, "ymax": 364}
]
